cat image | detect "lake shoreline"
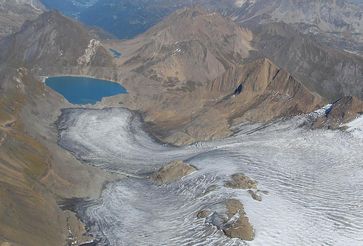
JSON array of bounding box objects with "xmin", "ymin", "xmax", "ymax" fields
[{"xmin": 45, "ymin": 76, "xmax": 127, "ymax": 105}]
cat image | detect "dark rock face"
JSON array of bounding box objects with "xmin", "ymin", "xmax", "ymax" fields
[{"xmin": 234, "ymin": 84, "xmax": 243, "ymax": 95}]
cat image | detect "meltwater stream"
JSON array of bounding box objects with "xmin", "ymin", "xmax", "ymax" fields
[{"xmin": 57, "ymin": 108, "xmax": 363, "ymax": 246}]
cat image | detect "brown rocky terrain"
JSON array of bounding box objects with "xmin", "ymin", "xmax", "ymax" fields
[
  {"xmin": 196, "ymin": 172, "xmax": 262, "ymax": 241},
  {"xmin": 0, "ymin": 11, "xmax": 113, "ymax": 70},
  {"xmin": 100, "ymin": 8, "xmax": 324, "ymax": 145},
  {"xmin": 0, "ymin": 65, "xmax": 120, "ymax": 246},
  {"xmin": 231, "ymin": 0, "xmax": 363, "ymax": 54},
  {"xmin": 225, "ymin": 173, "xmax": 257, "ymax": 190},
  {"xmin": 151, "ymin": 160, "xmax": 196, "ymax": 185},
  {"xmin": 0, "ymin": 12, "xmax": 119, "ymax": 246},
  {"xmin": 249, "ymin": 22, "xmax": 363, "ymax": 101},
  {"xmin": 224, "ymin": 173, "xmax": 262, "ymax": 201},
  {"xmin": 196, "ymin": 199, "xmax": 255, "ymax": 241},
  {"xmin": 119, "ymin": 57, "xmax": 325, "ymax": 145},
  {"xmin": 0, "ymin": 0, "xmax": 45, "ymax": 39},
  {"xmin": 223, "ymin": 199, "xmax": 255, "ymax": 241}
]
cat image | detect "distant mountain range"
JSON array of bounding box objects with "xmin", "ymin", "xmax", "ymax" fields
[
  {"xmin": 231, "ymin": 0, "xmax": 363, "ymax": 55},
  {"xmin": 38, "ymin": 0, "xmax": 363, "ymax": 55}
]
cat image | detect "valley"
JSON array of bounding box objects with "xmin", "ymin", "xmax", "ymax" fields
[{"xmin": 0, "ymin": 2, "xmax": 362, "ymax": 246}]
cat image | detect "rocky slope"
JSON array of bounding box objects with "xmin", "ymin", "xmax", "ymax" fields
[
  {"xmin": 0, "ymin": 11, "xmax": 118, "ymax": 246},
  {"xmin": 232, "ymin": 0, "xmax": 363, "ymax": 55},
  {"xmin": 42, "ymin": 0, "xmax": 238, "ymax": 39},
  {"xmin": 0, "ymin": 11, "xmax": 113, "ymax": 71},
  {"xmin": 34, "ymin": 1, "xmax": 363, "ymax": 102},
  {"xmin": 233, "ymin": 0, "xmax": 362, "ymax": 34},
  {"xmin": 109, "ymin": 8, "xmax": 324, "ymax": 144},
  {"xmin": 123, "ymin": 7, "xmax": 253, "ymax": 84},
  {"xmin": 0, "ymin": 0, "xmax": 45, "ymax": 38},
  {"xmin": 313, "ymin": 96, "xmax": 363, "ymax": 129},
  {"xmin": 40, "ymin": 0, "xmax": 363, "ymax": 55},
  {"xmin": 248, "ymin": 21, "xmax": 363, "ymax": 101}
]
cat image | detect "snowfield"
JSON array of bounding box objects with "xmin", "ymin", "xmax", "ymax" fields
[
  {"xmin": 345, "ymin": 115, "xmax": 363, "ymax": 139},
  {"xmin": 58, "ymin": 108, "xmax": 363, "ymax": 246}
]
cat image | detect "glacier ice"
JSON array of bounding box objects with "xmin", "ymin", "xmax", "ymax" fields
[{"xmin": 58, "ymin": 108, "xmax": 363, "ymax": 246}]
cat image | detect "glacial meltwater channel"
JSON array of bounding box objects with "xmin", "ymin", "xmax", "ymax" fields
[
  {"xmin": 45, "ymin": 76, "xmax": 127, "ymax": 105},
  {"xmin": 57, "ymin": 108, "xmax": 363, "ymax": 246}
]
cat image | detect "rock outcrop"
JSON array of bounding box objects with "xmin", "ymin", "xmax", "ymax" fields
[
  {"xmin": 151, "ymin": 160, "xmax": 196, "ymax": 185},
  {"xmin": 225, "ymin": 173, "xmax": 257, "ymax": 190},
  {"xmin": 197, "ymin": 199, "xmax": 255, "ymax": 241},
  {"xmin": 223, "ymin": 199, "xmax": 255, "ymax": 241},
  {"xmin": 313, "ymin": 96, "xmax": 363, "ymax": 129}
]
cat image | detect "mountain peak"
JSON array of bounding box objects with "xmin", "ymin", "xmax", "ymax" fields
[
  {"xmin": 0, "ymin": 10, "xmax": 113, "ymax": 70},
  {"xmin": 123, "ymin": 7, "xmax": 254, "ymax": 84}
]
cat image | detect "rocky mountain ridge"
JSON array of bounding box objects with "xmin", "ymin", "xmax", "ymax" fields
[
  {"xmin": 232, "ymin": 0, "xmax": 363, "ymax": 55},
  {"xmin": 0, "ymin": 11, "xmax": 113, "ymax": 70},
  {"xmin": 0, "ymin": 0, "xmax": 45, "ymax": 38},
  {"xmin": 249, "ymin": 21, "xmax": 363, "ymax": 101},
  {"xmin": 39, "ymin": 0, "xmax": 363, "ymax": 56},
  {"xmin": 104, "ymin": 8, "xmax": 325, "ymax": 144},
  {"xmin": 0, "ymin": 5, "xmax": 362, "ymax": 246}
]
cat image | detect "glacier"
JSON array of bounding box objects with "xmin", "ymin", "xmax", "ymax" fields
[{"xmin": 57, "ymin": 107, "xmax": 363, "ymax": 246}]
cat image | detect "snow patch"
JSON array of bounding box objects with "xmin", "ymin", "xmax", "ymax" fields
[
  {"xmin": 235, "ymin": 0, "xmax": 256, "ymax": 7},
  {"xmin": 308, "ymin": 104, "xmax": 332, "ymax": 118},
  {"xmin": 13, "ymin": 68, "xmax": 27, "ymax": 91},
  {"xmin": 344, "ymin": 115, "xmax": 363, "ymax": 138}
]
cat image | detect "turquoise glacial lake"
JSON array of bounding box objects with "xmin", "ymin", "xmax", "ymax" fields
[{"xmin": 45, "ymin": 76, "xmax": 127, "ymax": 105}]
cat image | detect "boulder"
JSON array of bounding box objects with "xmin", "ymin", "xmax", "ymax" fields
[
  {"xmin": 248, "ymin": 190, "xmax": 262, "ymax": 202},
  {"xmin": 225, "ymin": 173, "xmax": 257, "ymax": 190}
]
